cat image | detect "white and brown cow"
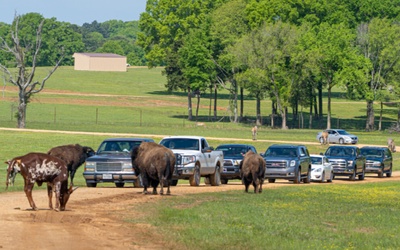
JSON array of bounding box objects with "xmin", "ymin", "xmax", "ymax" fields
[{"xmin": 5, "ymin": 152, "xmax": 76, "ymax": 211}]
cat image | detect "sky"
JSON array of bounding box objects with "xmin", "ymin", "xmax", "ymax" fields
[{"xmin": 0, "ymin": 0, "xmax": 147, "ymax": 25}]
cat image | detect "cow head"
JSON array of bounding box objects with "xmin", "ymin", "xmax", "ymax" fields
[
  {"xmin": 83, "ymin": 146, "xmax": 96, "ymax": 158},
  {"xmin": 59, "ymin": 184, "xmax": 78, "ymax": 211},
  {"xmin": 5, "ymin": 159, "xmax": 22, "ymax": 190},
  {"xmin": 131, "ymin": 146, "xmax": 140, "ymax": 176}
]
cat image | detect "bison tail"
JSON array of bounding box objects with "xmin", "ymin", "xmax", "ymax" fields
[{"xmin": 164, "ymin": 153, "xmax": 172, "ymax": 179}]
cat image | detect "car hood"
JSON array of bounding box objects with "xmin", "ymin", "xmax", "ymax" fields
[
  {"xmin": 326, "ymin": 156, "xmax": 354, "ymax": 160},
  {"xmin": 86, "ymin": 153, "xmax": 131, "ymax": 162},
  {"xmin": 264, "ymin": 156, "xmax": 297, "ymax": 161},
  {"xmin": 365, "ymin": 156, "xmax": 384, "ymax": 161}
]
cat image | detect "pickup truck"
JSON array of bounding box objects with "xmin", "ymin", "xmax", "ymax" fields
[
  {"xmin": 159, "ymin": 136, "xmax": 224, "ymax": 186},
  {"xmin": 262, "ymin": 144, "xmax": 311, "ymax": 184},
  {"xmin": 324, "ymin": 145, "xmax": 366, "ymax": 181}
]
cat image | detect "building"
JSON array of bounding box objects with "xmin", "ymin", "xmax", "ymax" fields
[{"xmin": 73, "ymin": 53, "xmax": 127, "ymax": 72}]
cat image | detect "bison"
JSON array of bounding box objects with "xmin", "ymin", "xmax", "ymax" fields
[
  {"xmin": 131, "ymin": 142, "xmax": 175, "ymax": 195},
  {"xmin": 388, "ymin": 138, "xmax": 396, "ymax": 153},
  {"xmin": 239, "ymin": 151, "xmax": 266, "ymax": 193},
  {"xmin": 5, "ymin": 152, "xmax": 76, "ymax": 211},
  {"xmin": 47, "ymin": 144, "xmax": 95, "ymax": 186}
]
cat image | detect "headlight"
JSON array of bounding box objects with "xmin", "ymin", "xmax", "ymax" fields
[
  {"xmin": 372, "ymin": 161, "xmax": 381, "ymax": 167},
  {"xmin": 234, "ymin": 160, "xmax": 242, "ymax": 165},
  {"xmin": 182, "ymin": 155, "xmax": 196, "ymax": 165},
  {"xmin": 84, "ymin": 162, "xmax": 95, "ymax": 171},
  {"xmin": 122, "ymin": 162, "xmax": 133, "ymax": 171},
  {"xmin": 347, "ymin": 160, "xmax": 353, "ymax": 167},
  {"xmin": 290, "ymin": 160, "xmax": 296, "ymax": 167},
  {"xmin": 313, "ymin": 168, "xmax": 322, "ymax": 173}
]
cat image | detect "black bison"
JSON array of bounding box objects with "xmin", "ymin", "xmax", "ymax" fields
[
  {"xmin": 388, "ymin": 138, "xmax": 396, "ymax": 153},
  {"xmin": 239, "ymin": 151, "xmax": 266, "ymax": 193},
  {"xmin": 48, "ymin": 144, "xmax": 95, "ymax": 186},
  {"xmin": 5, "ymin": 152, "xmax": 77, "ymax": 211},
  {"xmin": 131, "ymin": 142, "xmax": 175, "ymax": 195}
]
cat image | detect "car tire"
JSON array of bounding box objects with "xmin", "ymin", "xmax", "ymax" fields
[
  {"xmin": 327, "ymin": 171, "xmax": 333, "ymax": 182},
  {"xmin": 115, "ymin": 183, "xmax": 125, "ymax": 188},
  {"xmin": 86, "ymin": 182, "xmax": 97, "ymax": 187},
  {"xmin": 170, "ymin": 179, "xmax": 178, "ymax": 186},
  {"xmin": 320, "ymin": 171, "xmax": 325, "ymax": 183},
  {"xmin": 319, "ymin": 137, "xmax": 324, "ymax": 144},
  {"xmin": 209, "ymin": 166, "xmax": 221, "ymax": 186},
  {"xmin": 378, "ymin": 165, "xmax": 384, "ymax": 178},
  {"xmin": 387, "ymin": 164, "xmax": 393, "ymax": 177},
  {"xmin": 134, "ymin": 176, "xmax": 143, "ymax": 188},
  {"xmin": 339, "ymin": 138, "xmax": 344, "ymax": 144},
  {"xmin": 303, "ymin": 168, "xmax": 311, "ymax": 183},
  {"xmin": 350, "ymin": 170, "xmax": 356, "ymax": 181},
  {"xmin": 204, "ymin": 177, "xmax": 210, "ymax": 185},
  {"xmin": 358, "ymin": 167, "xmax": 365, "ymax": 180},
  {"xmin": 189, "ymin": 163, "xmax": 201, "ymax": 186},
  {"xmin": 294, "ymin": 168, "xmax": 301, "ymax": 184},
  {"xmin": 268, "ymin": 179, "xmax": 276, "ymax": 183},
  {"xmin": 221, "ymin": 179, "xmax": 228, "ymax": 184}
]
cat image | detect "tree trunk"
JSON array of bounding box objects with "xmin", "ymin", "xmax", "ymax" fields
[
  {"xmin": 378, "ymin": 101, "xmax": 383, "ymax": 131},
  {"xmin": 256, "ymin": 97, "xmax": 261, "ymax": 126},
  {"xmin": 196, "ymin": 93, "xmax": 200, "ymax": 121},
  {"xmin": 318, "ymin": 83, "xmax": 323, "ymax": 119},
  {"xmin": 240, "ymin": 87, "xmax": 244, "ymax": 121},
  {"xmin": 213, "ymin": 85, "xmax": 217, "ymax": 121},
  {"xmin": 281, "ymin": 108, "xmax": 287, "ymax": 129},
  {"xmin": 17, "ymin": 94, "xmax": 27, "ymax": 128},
  {"xmin": 187, "ymin": 88, "xmax": 193, "ymax": 121},
  {"xmin": 327, "ymin": 87, "xmax": 332, "ymax": 129},
  {"xmin": 271, "ymin": 101, "xmax": 276, "ymax": 128},
  {"xmin": 365, "ymin": 100, "xmax": 375, "ymax": 131}
]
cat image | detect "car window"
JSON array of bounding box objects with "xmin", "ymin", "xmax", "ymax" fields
[
  {"xmin": 216, "ymin": 146, "xmax": 247, "ymax": 157},
  {"xmin": 311, "ymin": 157, "xmax": 322, "ymax": 164}
]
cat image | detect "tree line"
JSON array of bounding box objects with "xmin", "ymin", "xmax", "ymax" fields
[
  {"xmin": 0, "ymin": 13, "xmax": 146, "ymax": 67},
  {"xmin": 138, "ymin": 0, "xmax": 400, "ymax": 131}
]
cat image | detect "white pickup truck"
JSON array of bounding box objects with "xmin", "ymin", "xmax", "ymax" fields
[{"xmin": 159, "ymin": 136, "xmax": 224, "ymax": 186}]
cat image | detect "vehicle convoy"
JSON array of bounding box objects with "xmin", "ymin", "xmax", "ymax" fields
[
  {"xmin": 159, "ymin": 136, "xmax": 224, "ymax": 186},
  {"xmin": 360, "ymin": 146, "xmax": 393, "ymax": 178},
  {"xmin": 324, "ymin": 145, "xmax": 366, "ymax": 181},
  {"xmin": 262, "ymin": 144, "xmax": 311, "ymax": 184},
  {"xmin": 83, "ymin": 138, "xmax": 154, "ymax": 187},
  {"xmin": 310, "ymin": 154, "xmax": 334, "ymax": 183},
  {"xmin": 215, "ymin": 144, "xmax": 257, "ymax": 184},
  {"xmin": 316, "ymin": 129, "xmax": 358, "ymax": 144}
]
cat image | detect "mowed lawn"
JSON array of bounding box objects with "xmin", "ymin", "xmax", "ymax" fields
[{"xmin": 0, "ymin": 66, "xmax": 399, "ymax": 249}]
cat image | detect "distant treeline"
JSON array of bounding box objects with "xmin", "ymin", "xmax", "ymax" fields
[{"xmin": 0, "ymin": 13, "xmax": 146, "ymax": 67}]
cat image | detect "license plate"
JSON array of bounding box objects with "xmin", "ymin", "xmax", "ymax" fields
[{"xmin": 103, "ymin": 174, "xmax": 112, "ymax": 179}]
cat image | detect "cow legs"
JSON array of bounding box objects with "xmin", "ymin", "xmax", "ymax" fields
[
  {"xmin": 24, "ymin": 183, "xmax": 37, "ymax": 211},
  {"xmin": 47, "ymin": 183, "xmax": 54, "ymax": 209},
  {"xmin": 243, "ymin": 177, "xmax": 250, "ymax": 193},
  {"xmin": 150, "ymin": 179, "xmax": 159, "ymax": 195},
  {"xmin": 70, "ymin": 169, "xmax": 76, "ymax": 186},
  {"xmin": 53, "ymin": 182, "xmax": 62, "ymax": 212},
  {"xmin": 141, "ymin": 174, "xmax": 149, "ymax": 194}
]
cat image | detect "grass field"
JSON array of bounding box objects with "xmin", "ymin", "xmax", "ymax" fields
[{"xmin": 1, "ymin": 66, "xmax": 400, "ymax": 249}]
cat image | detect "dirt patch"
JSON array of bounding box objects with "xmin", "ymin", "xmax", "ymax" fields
[{"xmin": 0, "ymin": 173, "xmax": 399, "ymax": 249}]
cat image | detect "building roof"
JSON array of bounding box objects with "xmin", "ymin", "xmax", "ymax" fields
[{"xmin": 73, "ymin": 53, "xmax": 125, "ymax": 58}]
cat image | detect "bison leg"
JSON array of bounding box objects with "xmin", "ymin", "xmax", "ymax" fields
[
  {"xmin": 24, "ymin": 182, "xmax": 37, "ymax": 211},
  {"xmin": 165, "ymin": 179, "xmax": 171, "ymax": 195},
  {"xmin": 70, "ymin": 169, "xmax": 76, "ymax": 186},
  {"xmin": 141, "ymin": 174, "xmax": 149, "ymax": 194},
  {"xmin": 243, "ymin": 177, "xmax": 250, "ymax": 193},
  {"xmin": 258, "ymin": 179, "xmax": 264, "ymax": 193},
  {"xmin": 47, "ymin": 183, "xmax": 54, "ymax": 209},
  {"xmin": 150, "ymin": 179, "xmax": 159, "ymax": 195},
  {"xmin": 53, "ymin": 182, "xmax": 62, "ymax": 212},
  {"xmin": 253, "ymin": 180, "xmax": 259, "ymax": 193}
]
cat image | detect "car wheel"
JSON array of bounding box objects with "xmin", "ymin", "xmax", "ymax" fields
[
  {"xmin": 378, "ymin": 165, "xmax": 384, "ymax": 178},
  {"xmin": 386, "ymin": 164, "xmax": 392, "ymax": 177},
  {"xmin": 115, "ymin": 182, "xmax": 125, "ymax": 188},
  {"xmin": 303, "ymin": 168, "xmax": 311, "ymax": 183},
  {"xmin": 358, "ymin": 167, "xmax": 365, "ymax": 180},
  {"xmin": 86, "ymin": 182, "xmax": 97, "ymax": 188},
  {"xmin": 209, "ymin": 166, "xmax": 221, "ymax": 186},
  {"xmin": 327, "ymin": 171, "xmax": 333, "ymax": 182},
  {"xmin": 268, "ymin": 179, "xmax": 276, "ymax": 183},
  {"xmin": 170, "ymin": 179, "xmax": 178, "ymax": 186},
  {"xmin": 339, "ymin": 138, "xmax": 344, "ymax": 144},
  {"xmin": 294, "ymin": 168, "xmax": 301, "ymax": 184},
  {"xmin": 221, "ymin": 179, "xmax": 228, "ymax": 184},
  {"xmin": 204, "ymin": 177, "xmax": 210, "ymax": 185},
  {"xmin": 350, "ymin": 170, "xmax": 356, "ymax": 181},
  {"xmin": 320, "ymin": 171, "xmax": 325, "ymax": 183},
  {"xmin": 319, "ymin": 137, "xmax": 324, "ymax": 144},
  {"xmin": 189, "ymin": 163, "xmax": 201, "ymax": 186}
]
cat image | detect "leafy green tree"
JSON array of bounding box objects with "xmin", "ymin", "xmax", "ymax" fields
[
  {"xmin": 0, "ymin": 15, "xmax": 63, "ymax": 128},
  {"xmin": 96, "ymin": 40, "xmax": 124, "ymax": 55},
  {"xmin": 83, "ymin": 32, "xmax": 105, "ymax": 52}
]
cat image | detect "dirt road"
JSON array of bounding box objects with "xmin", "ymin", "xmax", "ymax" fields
[{"xmin": 0, "ymin": 172, "xmax": 399, "ymax": 250}]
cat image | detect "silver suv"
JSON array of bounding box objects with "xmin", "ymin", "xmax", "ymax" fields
[{"xmin": 83, "ymin": 138, "xmax": 154, "ymax": 188}]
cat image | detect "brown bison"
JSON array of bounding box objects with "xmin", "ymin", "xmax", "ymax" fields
[
  {"xmin": 48, "ymin": 144, "xmax": 95, "ymax": 186},
  {"xmin": 131, "ymin": 142, "xmax": 175, "ymax": 195},
  {"xmin": 388, "ymin": 138, "xmax": 396, "ymax": 153},
  {"xmin": 239, "ymin": 151, "xmax": 266, "ymax": 193},
  {"xmin": 5, "ymin": 152, "xmax": 76, "ymax": 211}
]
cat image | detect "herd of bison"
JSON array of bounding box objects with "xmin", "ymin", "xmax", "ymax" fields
[{"xmin": 4, "ymin": 140, "xmax": 267, "ymax": 212}]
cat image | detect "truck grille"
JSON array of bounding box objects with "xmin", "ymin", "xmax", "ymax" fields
[
  {"xmin": 266, "ymin": 161, "xmax": 287, "ymax": 168},
  {"xmin": 329, "ymin": 159, "xmax": 346, "ymax": 170},
  {"xmin": 96, "ymin": 162, "xmax": 122, "ymax": 172},
  {"xmin": 223, "ymin": 160, "xmax": 234, "ymax": 166}
]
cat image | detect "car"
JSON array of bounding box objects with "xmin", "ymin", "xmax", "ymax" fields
[
  {"xmin": 316, "ymin": 129, "xmax": 358, "ymax": 144},
  {"xmin": 215, "ymin": 144, "xmax": 258, "ymax": 184},
  {"xmin": 83, "ymin": 138, "xmax": 154, "ymax": 188},
  {"xmin": 262, "ymin": 144, "xmax": 311, "ymax": 184},
  {"xmin": 360, "ymin": 146, "xmax": 393, "ymax": 178},
  {"xmin": 310, "ymin": 154, "xmax": 334, "ymax": 183},
  {"xmin": 324, "ymin": 145, "xmax": 365, "ymax": 181}
]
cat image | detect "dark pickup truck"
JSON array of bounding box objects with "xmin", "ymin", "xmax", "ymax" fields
[
  {"xmin": 360, "ymin": 146, "xmax": 393, "ymax": 178},
  {"xmin": 324, "ymin": 145, "xmax": 366, "ymax": 181},
  {"xmin": 262, "ymin": 144, "xmax": 311, "ymax": 184}
]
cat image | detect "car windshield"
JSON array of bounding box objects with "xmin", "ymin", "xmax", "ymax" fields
[
  {"xmin": 97, "ymin": 141, "xmax": 141, "ymax": 154},
  {"xmin": 337, "ymin": 130, "xmax": 350, "ymax": 135},
  {"xmin": 216, "ymin": 146, "xmax": 247, "ymax": 157},
  {"xmin": 311, "ymin": 157, "xmax": 322, "ymax": 165},
  {"xmin": 326, "ymin": 147, "xmax": 355, "ymax": 156},
  {"xmin": 265, "ymin": 148, "xmax": 297, "ymax": 157},
  {"xmin": 361, "ymin": 149, "xmax": 383, "ymax": 157},
  {"xmin": 160, "ymin": 138, "xmax": 199, "ymax": 150}
]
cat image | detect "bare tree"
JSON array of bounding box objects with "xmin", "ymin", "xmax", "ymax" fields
[{"xmin": 0, "ymin": 15, "xmax": 63, "ymax": 128}]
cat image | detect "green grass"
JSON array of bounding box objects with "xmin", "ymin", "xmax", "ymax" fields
[{"xmin": 130, "ymin": 182, "xmax": 400, "ymax": 250}]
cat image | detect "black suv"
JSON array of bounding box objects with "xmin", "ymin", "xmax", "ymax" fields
[
  {"xmin": 262, "ymin": 144, "xmax": 311, "ymax": 184},
  {"xmin": 324, "ymin": 145, "xmax": 365, "ymax": 181},
  {"xmin": 360, "ymin": 146, "xmax": 393, "ymax": 178},
  {"xmin": 215, "ymin": 144, "xmax": 257, "ymax": 184}
]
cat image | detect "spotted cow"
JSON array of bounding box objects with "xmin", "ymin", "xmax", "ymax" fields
[{"xmin": 5, "ymin": 152, "xmax": 76, "ymax": 211}]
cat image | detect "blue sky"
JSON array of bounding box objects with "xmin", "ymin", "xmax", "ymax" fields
[{"xmin": 0, "ymin": 0, "xmax": 147, "ymax": 25}]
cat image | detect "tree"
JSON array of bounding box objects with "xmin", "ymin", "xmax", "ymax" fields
[{"xmin": 0, "ymin": 15, "xmax": 63, "ymax": 128}]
